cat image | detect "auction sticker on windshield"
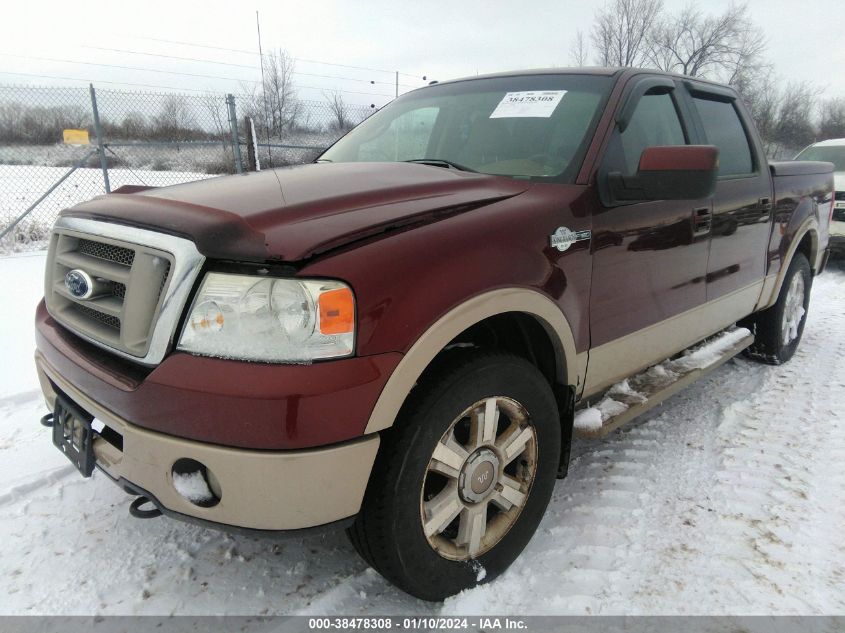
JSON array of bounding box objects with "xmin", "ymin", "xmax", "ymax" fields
[{"xmin": 489, "ymin": 90, "xmax": 567, "ymax": 118}]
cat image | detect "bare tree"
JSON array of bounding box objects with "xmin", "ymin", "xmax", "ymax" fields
[
  {"xmin": 738, "ymin": 77, "xmax": 821, "ymax": 158},
  {"xmin": 645, "ymin": 3, "xmax": 766, "ymax": 80},
  {"xmin": 262, "ymin": 49, "xmax": 299, "ymax": 137},
  {"xmin": 591, "ymin": 0, "xmax": 662, "ymax": 67},
  {"xmin": 325, "ymin": 90, "xmax": 352, "ymax": 132},
  {"xmin": 569, "ymin": 30, "xmax": 589, "ymax": 67},
  {"xmin": 773, "ymin": 82, "xmax": 822, "ymax": 154},
  {"xmin": 731, "ymin": 64, "xmax": 776, "ymax": 139},
  {"xmin": 819, "ymin": 98, "xmax": 845, "ymax": 140},
  {"xmin": 152, "ymin": 96, "xmax": 198, "ymax": 140},
  {"xmin": 202, "ymin": 94, "xmax": 235, "ymax": 167}
]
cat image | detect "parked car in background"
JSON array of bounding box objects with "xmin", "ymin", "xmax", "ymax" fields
[{"xmin": 796, "ymin": 138, "xmax": 845, "ymax": 254}]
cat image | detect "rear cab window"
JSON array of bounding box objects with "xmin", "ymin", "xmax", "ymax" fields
[{"xmin": 690, "ymin": 94, "xmax": 755, "ymax": 178}]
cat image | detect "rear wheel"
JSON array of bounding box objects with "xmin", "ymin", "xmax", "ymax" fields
[
  {"xmin": 744, "ymin": 252, "xmax": 812, "ymax": 365},
  {"xmin": 348, "ymin": 352, "xmax": 560, "ymax": 601}
]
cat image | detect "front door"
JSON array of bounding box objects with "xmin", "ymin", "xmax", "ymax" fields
[{"xmin": 585, "ymin": 84, "xmax": 711, "ymax": 396}]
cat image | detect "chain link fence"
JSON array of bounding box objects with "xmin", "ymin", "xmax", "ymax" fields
[{"xmin": 0, "ymin": 83, "xmax": 375, "ymax": 252}]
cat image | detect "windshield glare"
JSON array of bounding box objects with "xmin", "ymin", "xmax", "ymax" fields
[
  {"xmin": 319, "ymin": 74, "xmax": 613, "ymax": 182},
  {"xmin": 795, "ymin": 145, "xmax": 845, "ymax": 172}
]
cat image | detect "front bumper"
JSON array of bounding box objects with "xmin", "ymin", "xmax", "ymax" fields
[
  {"xmin": 35, "ymin": 300, "xmax": 401, "ymax": 449},
  {"xmin": 36, "ymin": 352, "xmax": 380, "ymax": 531}
]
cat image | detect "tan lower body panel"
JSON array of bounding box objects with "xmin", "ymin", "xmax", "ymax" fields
[
  {"xmin": 36, "ymin": 353, "xmax": 379, "ymax": 531},
  {"xmin": 577, "ymin": 332, "xmax": 754, "ymax": 438},
  {"xmin": 583, "ymin": 280, "xmax": 763, "ymax": 399}
]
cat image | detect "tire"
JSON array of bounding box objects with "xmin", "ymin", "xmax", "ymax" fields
[
  {"xmin": 348, "ymin": 352, "xmax": 560, "ymax": 601},
  {"xmin": 743, "ymin": 252, "xmax": 812, "ymax": 365}
]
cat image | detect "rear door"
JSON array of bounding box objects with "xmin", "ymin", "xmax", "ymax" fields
[
  {"xmin": 585, "ymin": 78, "xmax": 711, "ymax": 396},
  {"xmin": 683, "ymin": 84, "xmax": 772, "ymax": 312}
]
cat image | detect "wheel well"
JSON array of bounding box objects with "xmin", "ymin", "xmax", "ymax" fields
[
  {"xmin": 439, "ymin": 312, "xmax": 560, "ymax": 386},
  {"xmin": 796, "ymin": 231, "xmax": 817, "ymax": 272},
  {"xmin": 420, "ymin": 311, "xmax": 574, "ymax": 478}
]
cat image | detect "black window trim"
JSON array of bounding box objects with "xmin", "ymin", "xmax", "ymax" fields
[
  {"xmin": 682, "ymin": 82, "xmax": 761, "ymax": 181},
  {"xmin": 596, "ymin": 76, "xmax": 693, "ymax": 207}
]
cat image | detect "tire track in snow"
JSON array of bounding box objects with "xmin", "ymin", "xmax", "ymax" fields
[{"xmin": 706, "ymin": 302, "xmax": 845, "ymax": 613}]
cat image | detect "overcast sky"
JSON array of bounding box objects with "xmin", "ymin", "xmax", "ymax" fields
[{"xmin": 1, "ymin": 0, "xmax": 843, "ymax": 107}]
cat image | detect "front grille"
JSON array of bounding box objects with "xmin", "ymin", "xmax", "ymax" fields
[
  {"xmin": 111, "ymin": 281, "xmax": 126, "ymax": 299},
  {"xmin": 834, "ymin": 208, "xmax": 845, "ymax": 222},
  {"xmin": 45, "ymin": 230, "xmax": 175, "ymax": 359},
  {"xmin": 75, "ymin": 304, "xmax": 121, "ymax": 330},
  {"xmin": 835, "ymin": 191, "xmax": 845, "ymax": 201},
  {"xmin": 78, "ymin": 238, "xmax": 136, "ymax": 266}
]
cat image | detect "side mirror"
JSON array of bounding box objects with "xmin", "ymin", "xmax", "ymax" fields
[{"xmin": 607, "ymin": 145, "xmax": 719, "ymax": 203}]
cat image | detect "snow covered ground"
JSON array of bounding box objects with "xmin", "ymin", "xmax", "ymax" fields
[{"xmin": 1, "ymin": 252, "xmax": 843, "ymax": 615}]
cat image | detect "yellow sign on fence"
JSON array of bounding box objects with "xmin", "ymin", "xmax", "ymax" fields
[{"xmin": 62, "ymin": 129, "xmax": 90, "ymax": 145}]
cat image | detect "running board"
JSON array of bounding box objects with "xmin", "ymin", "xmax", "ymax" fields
[{"xmin": 574, "ymin": 329, "xmax": 754, "ymax": 439}]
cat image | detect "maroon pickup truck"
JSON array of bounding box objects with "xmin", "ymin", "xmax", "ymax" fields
[{"xmin": 34, "ymin": 68, "xmax": 833, "ymax": 600}]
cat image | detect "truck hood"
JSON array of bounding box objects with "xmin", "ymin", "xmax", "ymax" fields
[{"xmin": 64, "ymin": 162, "xmax": 530, "ymax": 262}]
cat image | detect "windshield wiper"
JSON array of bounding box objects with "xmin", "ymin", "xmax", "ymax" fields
[{"xmin": 403, "ymin": 158, "xmax": 477, "ymax": 173}]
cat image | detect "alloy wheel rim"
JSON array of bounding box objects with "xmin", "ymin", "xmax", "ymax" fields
[
  {"xmin": 419, "ymin": 396, "xmax": 538, "ymax": 561},
  {"xmin": 781, "ymin": 274, "xmax": 805, "ymax": 345}
]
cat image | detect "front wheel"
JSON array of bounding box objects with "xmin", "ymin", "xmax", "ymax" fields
[
  {"xmin": 744, "ymin": 252, "xmax": 812, "ymax": 365},
  {"xmin": 348, "ymin": 353, "xmax": 560, "ymax": 601}
]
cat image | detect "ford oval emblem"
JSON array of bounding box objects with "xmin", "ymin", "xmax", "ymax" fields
[{"xmin": 65, "ymin": 269, "xmax": 94, "ymax": 300}]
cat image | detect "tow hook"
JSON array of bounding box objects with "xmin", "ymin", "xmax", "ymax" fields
[
  {"xmin": 129, "ymin": 496, "xmax": 163, "ymax": 519},
  {"xmin": 40, "ymin": 413, "xmax": 54, "ymax": 427}
]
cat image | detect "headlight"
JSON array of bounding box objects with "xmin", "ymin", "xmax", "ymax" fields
[{"xmin": 177, "ymin": 273, "xmax": 355, "ymax": 363}]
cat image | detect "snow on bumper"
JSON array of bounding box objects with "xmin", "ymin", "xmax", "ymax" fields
[{"xmin": 35, "ymin": 352, "xmax": 380, "ymax": 531}]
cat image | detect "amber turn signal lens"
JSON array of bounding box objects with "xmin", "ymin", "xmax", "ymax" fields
[{"xmin": 318, "ymin": 287, "xmax": 354, "ymax": 335}]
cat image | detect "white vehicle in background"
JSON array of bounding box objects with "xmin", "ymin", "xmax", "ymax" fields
[{"xmin": 796, "ymin": 138, "xmax": 845, "ymax": 255}]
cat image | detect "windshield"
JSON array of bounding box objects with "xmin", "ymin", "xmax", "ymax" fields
[
  {"xmin": 794, "ymin": 144, "xmax": 845, "ymax": 172},
  {"xmin": 319, "ymin": 74, "xmax": 614, "ymax": 182}
]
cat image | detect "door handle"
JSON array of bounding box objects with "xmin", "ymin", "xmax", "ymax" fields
[
  {"xmin": 758, "ymin": 197, "xmax": 773, "ymax": 214},
  {"xmin": 692, "ymin": 207, "xmax": 712, "ymax": 236}
]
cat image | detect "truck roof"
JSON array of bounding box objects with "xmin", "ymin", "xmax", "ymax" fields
[
  {"xmin": 428, "ymin": 66, "xmax": 738, "ymax": 93},
  {"xmin": 810, "ymin": 138, "xmax": 845, "ymax": 147}
]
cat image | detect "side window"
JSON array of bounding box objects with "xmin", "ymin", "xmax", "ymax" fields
[
  {"xmin": 610, "ymin": 91, "xmax": 687, "ymax": 176},
  {"xmin": 358, "ymin": 107, "xmax": 439, "ymax": 161},
  {"xmin": 692, "ymin": 96, "xmax": 754, "ymax": 177}
]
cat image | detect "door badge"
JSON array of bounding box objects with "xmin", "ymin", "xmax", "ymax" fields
[{"xmin": 550, "ymin": 226, "xmax": 591, "ymax": 252}]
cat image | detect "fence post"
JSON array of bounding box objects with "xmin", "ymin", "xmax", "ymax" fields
[
  {"xmin": 226, "ymin": 94, "xmax": 244, "ymax": 174},
  {"xmin": 245, "ymin": 116, "xmax": 259, "ymax": 172},
  {"xmin": 89, "ymin": 84, "xmax": 111, "ymax": 193}
]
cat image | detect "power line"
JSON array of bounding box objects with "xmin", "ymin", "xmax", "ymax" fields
[
  {"xmin": 83, "ymin": 46, "xmax": 257, "ymax": 70},
  {"xmin": 295, "ymin": 57, "xmax": 424, "ymax": 80},
  {"xmin": 133, "ymin": 35, "xmax": 258, "ymax": 56},
  {"xmin": 120, "ymin": 35, "xmax": 426, "ymax": 79},
  {"xmin": 79, "ymin": 46, "xmax": 418, "ymax": 88},
  {"xmin": 0, "ymin": 53, "xmax": 397, "ymax": 97},
  {"xmin": 0, "ymin": 70, "xmax": 396, "ymax": 98},
  {"xmin": 0, "ymin": 70, "xmax": 227, "ymax": 93},
  {"xmin": 0, "ymin": 52, "xmax": 260, "ymax": 84}
]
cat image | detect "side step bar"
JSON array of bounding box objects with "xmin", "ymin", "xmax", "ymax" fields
[{"xmin": 574, "ymin": 329, "xmax": 754, "ymax": 439}]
